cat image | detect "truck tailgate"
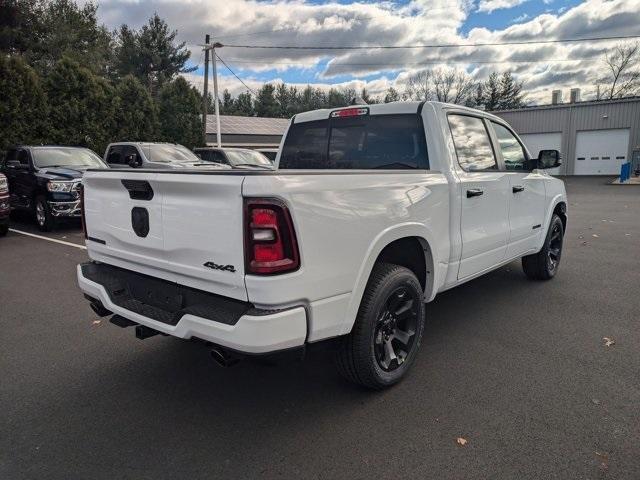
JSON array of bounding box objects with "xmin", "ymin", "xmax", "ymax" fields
[{"xmin": 82, "ymin": 171, "xmax": 248, "ymax": 301}]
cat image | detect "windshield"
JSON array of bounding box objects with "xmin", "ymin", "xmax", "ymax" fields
[
  {"xmin": 226, "ymin": 150, "xmax": 273, "ymax": 167},
  {"xmin": 146, "ymin": 144, "xmax": 201, "ymax": 163},
  {"xmin": 32, "ymin": 147, "xmax": 106, "ymax": 169}
]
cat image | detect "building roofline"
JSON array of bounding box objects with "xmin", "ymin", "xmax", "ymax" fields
[{"xmin": 493, "ymin": 95, "xmax": 640, "ymax": 114}]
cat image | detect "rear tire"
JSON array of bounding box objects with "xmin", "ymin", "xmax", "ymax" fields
[
  {"xmin": 35, "ymin": 195, "xmax": 56, "ymax": 232},
  {"xmin": 522, "ymin": 214, "xmax": 564, "ymax": 280},
  {"xmin": 335, "ymin": 263, "xmax": 425, "ymax": 389}
]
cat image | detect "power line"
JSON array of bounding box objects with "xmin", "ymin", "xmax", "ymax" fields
[
  {"xmin": 216, "ymin": 53, "xmax": 258, "ymax": 96},
  {"xmin": 222, "ymin": 33, "xmax": 640, "ymax": 50},
  {"xmin": 221, "ymin": 57, "xmax": 586, "ymax": 67}
]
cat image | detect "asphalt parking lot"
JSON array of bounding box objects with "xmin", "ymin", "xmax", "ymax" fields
[{"xmin": 1, "ymin": 176, "xmax": 638, "ymax": 479}]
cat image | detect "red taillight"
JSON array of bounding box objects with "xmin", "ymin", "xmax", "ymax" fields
[
  {"xmin": 79, "ymin": 183, "xmax": 87, "ymax": 239},
  {"xmin": 244, "ymin": 198, "xmax": 299, "ymax": 275}
]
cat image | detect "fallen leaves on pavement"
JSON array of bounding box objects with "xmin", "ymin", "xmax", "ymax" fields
[
  {"xmin": 456, "ymin": 437, "xmax": 468, "ymax": 446},
  {"xmin": 602, "ymin": 337, "xmax": 615, "ymax": 347},
  {"xmin": 92, "ymin": 320, "xmax": 102, "ymax": 326}
]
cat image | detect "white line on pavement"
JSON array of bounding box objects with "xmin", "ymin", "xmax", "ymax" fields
[{"xmin": 9, "ymin": 228, "xmax": 87, "ymax": 250}]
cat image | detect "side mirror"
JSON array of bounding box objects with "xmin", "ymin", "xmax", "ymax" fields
[
  {"xmin": 126, "ymin": 154, "xmax": 142, "ymax": 168},
  {"xmin": 537, "ymin": 150, "xmax": 561, "ymax": 169},
  {"xmin": 6, "ymin": 160, "xmax": 26, "ymax": 169}
]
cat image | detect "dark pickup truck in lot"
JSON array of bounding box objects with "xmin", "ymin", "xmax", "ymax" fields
[
  {"xmin": 1, "ymin": 146, "xmax": 108, "ymax": 231},
  {"xmin": 0, "ymin": 173, "xmax": 9, "ymax": 236}
]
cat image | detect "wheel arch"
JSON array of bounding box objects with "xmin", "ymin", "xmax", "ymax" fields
[{"xmin": 340, "ymin": 223, "xmax": 439, "ymax": 336}]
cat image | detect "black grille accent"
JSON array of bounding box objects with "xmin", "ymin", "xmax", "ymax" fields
[
  {"xmin": 131, "ymin": 207, "xmax": 149, "ymax": 238},
  {"xmin": 121, "ymin": 179, "xmax": 154, "ymax": 200},
  {"xmin": 81, "ymin": 262, "xmax": 253, "ymax": 326}
]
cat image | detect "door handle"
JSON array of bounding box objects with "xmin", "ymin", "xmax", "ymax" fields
[
  {"xmin": 512, "ymin": 185, "xmax": 525, "ymax": 193},
  {"xmin": 466, "ymin": 188, "xmax": 484, "ymax": 198}
]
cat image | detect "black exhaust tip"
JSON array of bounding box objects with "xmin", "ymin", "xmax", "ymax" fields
[
  {"xmin": 135, "ymin": 325, "xmax": 160, "ymax": 340},
  {"xmin": 110, "ymin": 314, "xmax": 137, "ymax": 328},
  {"xmin": 89, "ymin": 300, "xmax": 112, "ymax": 317},
  {"xmin": 211, "ymin": 347, "xmax": 240, "ymax": 367}
]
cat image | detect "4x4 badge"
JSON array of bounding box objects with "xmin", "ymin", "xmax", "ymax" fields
[{"xmin": 203, "ymin": 261, "xmax": 236, "ymax": 273}]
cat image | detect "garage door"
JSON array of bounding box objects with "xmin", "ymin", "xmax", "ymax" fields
[
  {"xmin": 574, "ymin": 129, "xmax": 630, "ymax": 175},
  {"xmin": 519, "ymin": 132, "xmax": 563, "ymax": 175}
]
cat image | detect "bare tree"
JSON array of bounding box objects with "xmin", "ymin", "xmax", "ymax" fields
[
  {"xmin": 404, "ymin": 68, "xmax": 476, "ymax": 104},
  {"xmin": 596, "ymin": 42, "xmax": 640, "ymax": 100}
]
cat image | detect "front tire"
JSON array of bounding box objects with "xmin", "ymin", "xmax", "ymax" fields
[
  {"xmin": 335, "ymin": 263, "xmax": 425, "ymax": 389},
  {"xmin": 522, "ymin": 214, "xmax": 564, "ymax": 280},
  {"xmin": 35, "ymin": 195, "xmax": 56, "ymax": 232}
]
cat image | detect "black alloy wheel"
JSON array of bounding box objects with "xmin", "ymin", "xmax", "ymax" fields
[{"xmin": 373, "ymin": 286, "xmax": 419, "ymax": 372}]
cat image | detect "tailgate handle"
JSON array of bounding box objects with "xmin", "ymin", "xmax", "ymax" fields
[{"xmin": 121, "ymin": 180, "xmax": 154, "ymax": 201}]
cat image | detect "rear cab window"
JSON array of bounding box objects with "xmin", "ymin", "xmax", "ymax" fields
[{"xmin": 279, "ymin": 111, "xmax": 429, "ymax": 170}]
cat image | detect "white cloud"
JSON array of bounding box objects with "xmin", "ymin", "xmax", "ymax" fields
[
  {"xmin": 477, "ymin": 0, "xmax": 529, "ymax": 14},
  {"xmin": 93, "ymin": 0, "xmax": 640, "ymax": 106}
]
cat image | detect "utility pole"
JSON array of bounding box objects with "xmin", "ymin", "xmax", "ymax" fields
[
  {"xmin": 202, "ymin": 34, "xmax": 210, "ymax": 143},
  {"xmin": 211, "ymin": 42, "xmax": 223, "ymax": 147}
]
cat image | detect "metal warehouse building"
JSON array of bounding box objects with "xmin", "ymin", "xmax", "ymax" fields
[
  {"xmin": 205, "ymin": 115, "xmax": 290, "ymax": 148},
  {"xmin": 494, "ymin": 93, "xmax": 640, "ymax": 175}
]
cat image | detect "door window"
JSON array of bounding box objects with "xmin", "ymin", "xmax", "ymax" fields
[
  {"xmin": 448, "ymin": 115, "xmax": 497, "ymax": 171},
  {"xmin": 107, "ymin": 146, "xmax": 123, "ymax": 164},
  {"xmin": 491, "ymin": 122, "xmax": 528, "ymax": 171},
  {"xmin": 122, "ymin": 146, "xmax": 140, "ymax": 161},
  {"xmin": 17, "ymin": 150, "xmax": 29, "ymax": 165}
]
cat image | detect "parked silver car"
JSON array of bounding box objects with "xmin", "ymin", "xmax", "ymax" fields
[{"xmin": 104, "ymin": 142, "xmax": 231, "ymax": 170}]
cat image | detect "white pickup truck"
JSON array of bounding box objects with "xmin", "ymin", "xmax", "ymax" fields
[{"xmin": 77, "ymin": 101, "xmax": 567, "ymax": 389}]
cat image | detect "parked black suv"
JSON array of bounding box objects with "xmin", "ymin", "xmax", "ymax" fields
[{"xmin": 1, "ymin": 146, "xmax": 108, "ymax": 231}]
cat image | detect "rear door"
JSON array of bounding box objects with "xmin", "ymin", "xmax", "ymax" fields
[
  {"xmin": 448, "ymin": 114, "xmax": 510, "ymax": 279},
  {"xmin": 489, "ymin": 121, "xmax": 546, "ymax": 258},
  {"xmin": 82, "ymin": 171, "xmax": 248, "ymax": 300}
]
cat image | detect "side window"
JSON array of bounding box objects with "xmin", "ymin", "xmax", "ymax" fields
[
  {"xmin": 212, "ymin": 151, "xmax": 227, "ymax": 163},
  {"xmin": 491, "ymin": 122, "xmax": 528, "ymax": 171},
  {"xmin": 17, "ymin": 150, "xmax": 29, "ymax": 165},
  {"xmin": 447, "ymin": 115, "xmax": 497, "ymax": 171},
  {"xmin": 122, "ymin": 145, "xmax": 139, "ymax": 161},
  {"xmin": 107, "ymin": 146, "xmax": 123, "ymax": 164}
]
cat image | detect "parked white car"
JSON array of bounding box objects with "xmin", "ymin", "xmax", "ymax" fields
[{"xmin": 78, "ymin": 102, "xmax": 567, "ymax": 389}]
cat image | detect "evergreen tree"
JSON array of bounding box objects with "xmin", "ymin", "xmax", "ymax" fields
[
  {"xmin": 383, "ymin": 87, "xmax": 400, "ymax": 103},
  {"xmin": 2, "ymin": 0, "xmax": 114, "ymax": 75},
  {"xmin": 0, "ymin": 55, "xmax": 49, "ymax": 151},
  {"xmin": 114, "ymin": 13, "xmax": 194, "ymax": 95},
  {"xmin": 220, "ymin": 89, "xmax": 235, "ymax": 114},
  {"xmin": 481, "ymin": 72, "xmax": 501, "ymax": 111},
  {"xmin": 496, "ymin": 72, "xmax": 525, "ymax": 110},
  {"xmin": 234, "ymin": 92, "xmax": 254, "ymax": 116},
  {"xmin": 327, "ymin": 88, "xmax": 347, "ymax": 108},
  {"xmin": 45, "ymin": 56, "xmax": 114, "ymax": 153},
  {"xmin": 275, "ymin": 83, "xmax": 291, "ymax": 117},
  {"xmin": 113, "ymin": 74, "xmax": 158, "ymax": 142},
  {"xmin": 157, "ymin": 77, "xmax": 203, "ymax": 148},
  {"xmin": 254, "ymin": 84, "xmax": 279, "ymax": 117}
]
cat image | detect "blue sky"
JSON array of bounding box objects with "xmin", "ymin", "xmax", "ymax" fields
[{"xmin": 95, "ymin": 0, "xmax": 640, "ymax": 104}]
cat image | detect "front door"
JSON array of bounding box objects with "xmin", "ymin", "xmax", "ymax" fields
[
  {"xmin": 4, "ymin": 148, "xmax": 34, "ymax": 209},
  {"xmin": 489, "ymin": 122, "xmax": 546, "ymax": 258},
  {"xmin": 448, "ymin": 114, "xmax": 510, "ymax": 279}
]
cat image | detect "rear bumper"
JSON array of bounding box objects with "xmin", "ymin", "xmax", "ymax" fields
[{"xmin": 77, "ymin": 263, "xmax": 307, "ymax": 354}]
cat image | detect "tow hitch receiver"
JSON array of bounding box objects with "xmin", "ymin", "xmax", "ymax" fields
[
  {"xmin": 110, "ymin": 314, "xmax": 137, "ymax": 328},
  {"xmin": 135, "ymin": 325, "xmax": 161, "ymax": 340}
]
